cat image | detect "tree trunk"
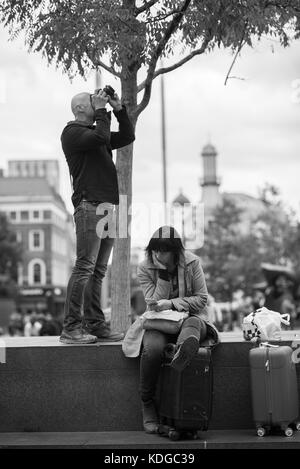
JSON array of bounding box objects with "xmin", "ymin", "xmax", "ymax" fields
[{"xmin": 110, "ymin": 72, "xmax": 137, "ymax": 333}]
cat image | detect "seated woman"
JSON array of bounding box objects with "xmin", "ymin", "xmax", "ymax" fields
[{"xmin": 137, "ymin": 225, "xmax": 219, "ymax": 434}]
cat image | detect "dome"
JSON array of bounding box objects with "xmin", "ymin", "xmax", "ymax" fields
[
  {"xmin": 172, "ymin": 189, "xmax": 190, "ymax": 206},
  {"xmin": 201, "ymin": 143, "xmax": 217, "ymax": 156}
]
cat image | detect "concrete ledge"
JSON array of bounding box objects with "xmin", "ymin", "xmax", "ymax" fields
[
  {"xmin": 0, "ymin": 332, "xmax": 300, "ymax": 432},
  {"xmin": 0, "ymin": 430, "xmax": 300, "ymax": 449}
]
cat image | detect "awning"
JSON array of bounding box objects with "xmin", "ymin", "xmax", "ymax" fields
[{"xmin": 261, "ymin": 263, "xmax": 296, "ymax": 284}]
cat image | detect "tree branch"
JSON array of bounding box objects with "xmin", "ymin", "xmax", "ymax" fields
[
  {"xmin": 224, "ymin": 23, "xmax": 248, "ymax": 86},
  {"xmin": 115, "ymin": 13, "xmax": 140, "ymax": 34},
  {"xmin": 135, "ymin": 0, "xmax": 192, "ymax": 117},
  {"xmin": 264, "ymin": 1, "xmax": 300, "ymax": 14},
  {"xmin": 94, "ymin": 59, "xmax": 121, "ymax": 78},
  {"xmin": 137, "ymin": 38, "xmax": 211, "ymax": 93},
  {"xmin": 145, "ymin": 9, "xmax": 181, "ymax": 24},
  {"xmin": 86, "ymin": 47, "xmax": 122, "ymax": 78},
  {"xmin": 135, "ymin": 0, "xmax": 160, "ymax": 16}
]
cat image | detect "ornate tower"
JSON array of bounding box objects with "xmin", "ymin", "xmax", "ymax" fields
[
  {"xmin": 200, "ymin": 142, "xmax": 221, "ymax": 215},
  {"xmin": 172, "ymin": 188, "xmax": 191, "ymax": 206}
]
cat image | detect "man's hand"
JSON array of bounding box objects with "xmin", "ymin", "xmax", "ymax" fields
[
  {"xmin": 151, "ymin": 299, "xmax": 172, "ymax": 312},
  {"xmin": 108, "ymin": 93, "xmax": 122, "ymax": 111},
  {"xmin": 92, "ymin": 89, "xmax": 109, "ymax": 110}
]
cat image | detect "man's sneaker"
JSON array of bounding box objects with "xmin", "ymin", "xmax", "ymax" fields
[
  {"xmin": 170, "ymin": 335, "xmax": 199, "ymax": 372},
  {"xmin": 59, "ymin": 328, "xmax": 97, "ymax": 344},
  {"xmin": 85, "ymin": 324, "xmax": 124, "ymax": 342}
]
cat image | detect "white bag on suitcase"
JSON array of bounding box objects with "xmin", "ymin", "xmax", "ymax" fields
[{"xmin": 242, "ymin": 307, "xmax": 290, "ymax": 342}]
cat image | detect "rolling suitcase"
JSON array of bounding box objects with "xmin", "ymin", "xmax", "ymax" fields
[
  {"xmin": 249, "ymin": 344, "xmax": 300, "ymax": 437},
  {"xmin": 158, "ymin": 347, "xmax": 213, "ymax": 440}
]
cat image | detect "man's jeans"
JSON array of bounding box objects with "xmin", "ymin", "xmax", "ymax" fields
[
  {"xmin": 139, "ymin": 316, "xmax": 207, "ymax": 403},
  {"xmin": 63, "ymin": 200, "xmax": 114, "ymax": 332}
]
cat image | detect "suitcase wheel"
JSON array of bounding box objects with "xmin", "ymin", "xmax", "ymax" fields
[
  {"xmin": 256, "ymin": 426, "xmax": 266, "ymax": 437},
  {"xmin": 185, "ymin": 431, "xmax": 198, "ymax": 440},
  {"xmin": 168, "ymin": 429, "xmax": 180, "ymax": 441},
  {"xmin": 284, "ymin": 427, "xmax": 294, "ymax": 437},
  {"xmin": 157, "ymin": 424, "xmax": 169, "ymax": 437}
]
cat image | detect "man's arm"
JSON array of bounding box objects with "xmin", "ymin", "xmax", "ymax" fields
[
  {"xmin": 110, "ymin": 106, "xmax": 135, "ymax": 149},
  {"xmin": 68, "ymin": 109, "xmax": 111, "ymax": 150},
  {"xmin": 107, "ymin": 94, "xmax": 135, "ymax": 149}
]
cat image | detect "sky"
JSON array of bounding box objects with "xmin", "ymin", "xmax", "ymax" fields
[{"xmin": 0, "ymin": 24, "xmax": 299, "ymax": 245}]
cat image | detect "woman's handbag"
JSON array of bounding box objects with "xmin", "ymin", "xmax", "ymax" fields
[
  {"xmin": 143, "ymin": 319, "xmax": 183, "ymax": 335},
  {"xmin": 242, "ymin": 306, "xmax": 290, "ymax": 342},
  {"xmin": 122, "ymin": 310, "xmax": 189, "ymax": 358},
  {"xmin": 142, "ymin": 310, "xmax": 188, "ymax": 335}
]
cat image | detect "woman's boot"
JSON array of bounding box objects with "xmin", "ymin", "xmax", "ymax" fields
[
  {"xmin": 142, "ymin": 400, "xmax": 159, "ymax": 434},
  {"xmin": 170, "ymin": 335, "xmax": 199, "ymax": 372}
]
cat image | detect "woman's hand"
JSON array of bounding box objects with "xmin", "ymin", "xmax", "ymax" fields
[
  {"xmin": 152, "ymin": 299, "xmax": 172, "ymax": 312},
  {"xmin": 152, "ymin": 251, "xmax": 167, "ymax": 269}
]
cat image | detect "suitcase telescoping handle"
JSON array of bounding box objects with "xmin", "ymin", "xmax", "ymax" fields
[
  {"xmin": 280, "ymin": 314, "xmax": 290, "ymax": 326},
  {"xmin": 260, "ymin": 342, "xmax": 279, "ymax": 348}
]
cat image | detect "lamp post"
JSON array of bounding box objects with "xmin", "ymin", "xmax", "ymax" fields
[{"xmin": 161, "ymin": 71, "xmax": 168, "ymax": 223}]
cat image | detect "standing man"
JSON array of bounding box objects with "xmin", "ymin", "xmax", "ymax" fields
[{"xmin": 60, "ymin": 88, "xmax": 135, "ymax": 344}]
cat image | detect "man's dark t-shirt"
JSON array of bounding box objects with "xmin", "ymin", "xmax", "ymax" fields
[{"xmin": 61, "ymin": 106, "xmax": 135, "ymax": 208}]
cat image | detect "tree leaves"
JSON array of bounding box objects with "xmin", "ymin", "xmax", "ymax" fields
[
  {"xmin": 0, "ymin": 0, "xmax": 299, "ymax": 80},
  {"xmin": 198, "ymin": 191, "xmax": 300, "ymax": 301},
  {"xmin": 0, "ymin": 213, "xmax": 22, "ymax": 282}
]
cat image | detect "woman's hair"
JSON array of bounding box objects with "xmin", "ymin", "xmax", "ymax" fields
[{"xmin": 145, "ymin": 226, "xmax": 184, "ymax": 264}]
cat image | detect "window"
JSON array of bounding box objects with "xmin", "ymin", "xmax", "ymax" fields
[
  {"xmin": 33, "ymin": 263, "xmax": 41, "ymax": 284},
  {"xmin": 17, "ymin": 263, "xmax": 23, "ymax": 286},
  {"xmin": 21, "ymin": 211, "xmax": 29, "ymax": 221},
  {"xmin": 29, "ymin": 230, "xmax": 44, "ymax": 251},
  {"xmin": 43, "ymin": 210, "xmax": 51, "ymax": 220},
  {"xmin": 28, "ymin": 259, "xmax": 46, "ymax": 285},
  {"xmin": 33, "ymin": 211, "xmax": 40, "ymax": 219},
  {"xmin": 10, "ymin": 211, "xmax": 17, "ymax": 220},
  {"xmin": 33, "ymin": 232, "xmax": 40, "ymax": 248}
]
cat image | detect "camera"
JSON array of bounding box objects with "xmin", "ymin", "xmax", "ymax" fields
[
  {"xmin": 103, "ymin": 85, "xmax": 115, "ymax": 98},
  {"xmin": 94, "ymin": 85, "xmax": 115, "ymax": 98}
]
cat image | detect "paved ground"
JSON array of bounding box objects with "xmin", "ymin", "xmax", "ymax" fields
[
  {"xmin": 0, "ymin": 430, "xmax": 300, "ymax": 449},
  {"xmin": 2, "ymin": 330, "xmax": 300, "ymax": 348}
]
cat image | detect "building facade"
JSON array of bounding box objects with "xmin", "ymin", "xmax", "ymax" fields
[
  {"xmin": 0, "ymin": 160, "xmax": 75, "ymax": 316},
  {"xmin": 8, "ymin": 159, "xmax": 60, "ymax": 194},
  {"xmin": 199, "ymin": 142, "xmax": 222, "ymax": 224},
  {"xmin": 199, "ymin": 141, "xmax": 270, "ymax": 232}
]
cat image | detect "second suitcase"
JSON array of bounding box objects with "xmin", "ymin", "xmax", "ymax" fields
[
  {"xmin": 158, "ymin": 347, "xmax": 213, "ymax": 440},
  {"xmin": 249, "ymin": 344, "xmax": 300, "ymax": 437}
]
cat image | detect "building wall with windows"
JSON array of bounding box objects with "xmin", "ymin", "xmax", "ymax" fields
[
  {"xmin": 4, "ymin": 206, "xmax": 73, "ymax": 288},
  {"xmin": 19, "ymin": 218, "xmax": 71, "ymax": 286},
  {"xmin": 0, "ymin": 172, "xmax": 75, "ymax": 315}
]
